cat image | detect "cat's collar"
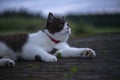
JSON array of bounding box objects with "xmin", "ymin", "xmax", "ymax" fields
[{"xmin": 42, "ymin": 30, "xmax": 61, "ymax": 44}]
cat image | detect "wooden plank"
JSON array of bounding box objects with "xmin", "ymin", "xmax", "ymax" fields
[{"xmin": 0, "ymin": 33, "xmax": 120, "ymax": 80}]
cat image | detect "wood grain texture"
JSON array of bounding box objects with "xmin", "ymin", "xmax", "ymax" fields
[{"xmin": 0, "ymin": 33, "xmax": 120, "ymax": 80}]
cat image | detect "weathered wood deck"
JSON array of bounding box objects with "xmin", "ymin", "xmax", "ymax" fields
[{"xmin": 0, "ymin": 33, "xmax": 120, "ymax": 80}]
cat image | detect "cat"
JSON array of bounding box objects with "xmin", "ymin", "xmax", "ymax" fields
[{"xmin": 0, "ymin": 12, "xmax": 96, "ymax": 68}]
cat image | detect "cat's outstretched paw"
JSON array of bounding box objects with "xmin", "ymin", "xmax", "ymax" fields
[
  {"xmin": 80, "ymin": 48, "xmax": 96, "ymax": 58},
  {"xmin": 0, "ymin": 58, "xmax": 15, "ymax": 68},
  {"xmin": 41, "ymin": 55, "xmax": 57, "ymax": 62}
]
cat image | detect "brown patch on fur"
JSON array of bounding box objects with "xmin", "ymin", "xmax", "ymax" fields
[
  {"xmin": 0, "ymin": 33, "xmax": 28, "ymax": 52},
  {"xmin": 45, "ymin": 12, "xmax": 65, "ymax": 34}
]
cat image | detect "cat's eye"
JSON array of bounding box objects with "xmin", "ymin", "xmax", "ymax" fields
[{"xmin": 67, "ymin": 23, "xmax": 69, "ymax": 26}]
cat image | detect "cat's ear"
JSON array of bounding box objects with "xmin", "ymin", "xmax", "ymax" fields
[{"xmin": 47, "ymin": 12, "xmax": 54, "ymax": 23}]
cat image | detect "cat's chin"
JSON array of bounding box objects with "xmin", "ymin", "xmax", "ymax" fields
[
  {"xmin": 59, "ymin": 32, "xmax": 70, "ymax": 35},
  {"xmin": 53, "ymin": 32, "xmax": 69, "ymax": 42},
  {"xmin": 42, "ymin": 29, "xmax": 69, "ymax": 42},
  {"xmin": 59, "ymin": 29, "xmax": 71, "ymax": 35}
]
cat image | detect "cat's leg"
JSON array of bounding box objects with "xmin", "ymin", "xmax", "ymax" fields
[
  {"xmin": 22, "ymin": 45, "xmax": 57, "ymax": 62},
  {"xmin": 56, "ymin": 48, "xmax": 96, "ymax": 58},
  {"xmin": 0, "ymin": 58, "xmax": 15, "ymax": 68},
  {"xmin": 54, "ymin": 42, "xmax": 96, "ymax": 58},
  {"xmin": 0, "ymin": 42, "xmax": 16, "ymax": 67}
]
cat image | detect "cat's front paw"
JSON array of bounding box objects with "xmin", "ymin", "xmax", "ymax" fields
[
  {"xmin": 80, "ymin": 48, "xmax": 96, "ymax": 58},
  {"xmin": 41, "ymin": 55, "xmax": 57, "ymax": 62}
]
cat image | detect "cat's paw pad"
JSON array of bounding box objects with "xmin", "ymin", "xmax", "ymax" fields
[
  {"xmin": 81, "ymin": 48, "xmax": 96, "ymax": 58},
  {"xmin": 42, "ymin": 55, "xmax": 57, "ymax": 62}
]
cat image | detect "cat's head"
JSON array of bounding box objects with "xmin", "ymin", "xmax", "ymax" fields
[{"xmin": 45, "ymin": 12, "xmax": 71, "ymax": 35}]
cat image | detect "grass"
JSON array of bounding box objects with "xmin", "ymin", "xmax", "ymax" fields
[
  {"xmin": 94, "ymin": 27, "xmax": 120, "ymax": 33},
  {"xmin": 0, "ymin": 16, "xmax": 120, "ymax": 34},
  {"xmin": 0, "ymin": 17, "xmax": 45, "ymax": 32}
]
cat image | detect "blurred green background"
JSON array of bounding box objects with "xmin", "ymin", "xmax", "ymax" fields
[{"xmin": 0, "ymin": 10, "xmax": 120, "ymax": 35}]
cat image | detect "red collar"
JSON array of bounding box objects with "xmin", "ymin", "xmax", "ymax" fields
[{"xmin": 42, "ymin": 30, "xmax": 61, "ymax": 44}]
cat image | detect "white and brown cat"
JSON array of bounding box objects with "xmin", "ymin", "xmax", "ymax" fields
[{"xmin": 0, "ymin": 12, "xmax": 96, "ymax": 68}]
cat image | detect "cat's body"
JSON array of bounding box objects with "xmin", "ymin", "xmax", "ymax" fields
[{"xmin": 0, "ymin": 13, "xmax": 96, "ymax": 67}]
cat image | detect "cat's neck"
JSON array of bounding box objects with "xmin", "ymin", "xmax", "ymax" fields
[{"xmin": 43, "ymin": 29, "xmax": 69, "ymax": 42}]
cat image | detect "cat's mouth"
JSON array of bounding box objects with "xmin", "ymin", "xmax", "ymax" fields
[
  {"xmin": 61, "ymin": 30, "xmax": 71, "ymax": 35},
  {"xmin": 66, "ymin": 30, "xmax": 70, "ymax": 34},
  {"xmin": 66, "ymin": 29, "xmax": 71, "ymax": 34}
]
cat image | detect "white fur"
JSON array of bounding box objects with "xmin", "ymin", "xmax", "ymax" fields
[
  {"xmin": 55, "ymin": 47, "xmax": 96, "ymax": 57},
  {"xmin": 0, "ymin": 43, "xmax": 17, "ymax": 60},
  {"xmin": 21, "ymin": 31, "xmax": 57, "ymax": 62},
  {"xmin": 0, "ymin": 22, "xmax": 96, "ymax": 67},
  {"xmin": 0, "ymin": 58, "xmax": 15, "ymax": 67}
]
